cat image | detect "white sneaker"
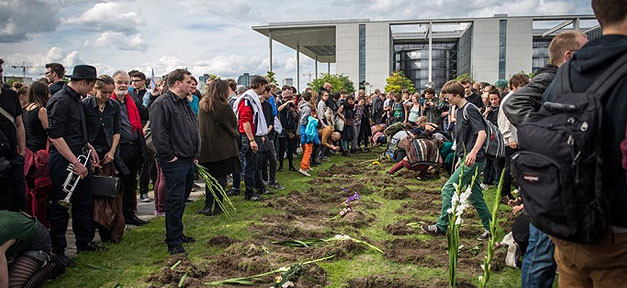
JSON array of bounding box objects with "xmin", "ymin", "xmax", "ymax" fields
[
  {"xmin": 480, "ymin": 183, "xmax": 489, "ymax": 190},
  {"xmin": 298, "ymin": 168, "xmax": 311, "ymax": 177}
]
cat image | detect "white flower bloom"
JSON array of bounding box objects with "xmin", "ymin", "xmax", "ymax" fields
[
  {"xmin": 455, "ymin": 217, "xmax": 464, "ymax": 225},
  {"xmin": 278, "ymin": 266, "xmax": 289, "ymax": 272},
  {"xmin": 333, "ymin": 235, "xmax": 351, "ymax": 240}
]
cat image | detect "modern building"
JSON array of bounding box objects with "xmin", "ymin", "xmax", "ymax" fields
[
  {"xmin": 282, "ymin": 77, "xmax": 294, "ymax": 87},
  {"xmin": 237, "ymin": 72, "xmax": 252, "ymax": 87},
  {"xmin": 253, "ymin": 14, "xmax": 599, "ymax": 91}
]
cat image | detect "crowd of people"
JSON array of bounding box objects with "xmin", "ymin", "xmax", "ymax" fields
[{"xmin": 0, "ymin": 0, "xmax": 625, "ymax": 287}]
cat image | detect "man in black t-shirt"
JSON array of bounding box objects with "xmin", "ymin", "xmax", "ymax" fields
[
  {"xmin": 421, "ymin": 80, "xmax": 492, "ymax": 241},
  {"xmin": 462, "ymin": 79, "xmax": 484, "ymax": 109},
  {"xmin": 0, "ymin": 58, "xmax": 27, "ymax": 212},
  {"xmin": 45, "ymin": 63, "xmax": 66, "ymax": 96}
]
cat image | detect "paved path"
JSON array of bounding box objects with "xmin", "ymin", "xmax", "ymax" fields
[{"xmin": 65, "ymin": 180, "xmax": 206, "ymax": 257}]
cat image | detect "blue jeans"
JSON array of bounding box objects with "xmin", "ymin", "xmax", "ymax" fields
[
  {"xmin": 161, "ymin": 158, "xmax": 194, "ymax": 249},
  {"xmin": 522, "ymin": 223, "xmax": 556, "ymax": 288}
]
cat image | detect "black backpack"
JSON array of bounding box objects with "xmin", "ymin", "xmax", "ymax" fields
[
  {"xmin": 511, "ymin": 54, "xmax": 627, "ymax": 243},
  {"xmin": 462, "ymin": 103, "xmax": 506, "ymax": 159}
]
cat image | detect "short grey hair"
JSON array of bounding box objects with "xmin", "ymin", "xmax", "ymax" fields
[{"xmin": 112, "ymin": 70, "xmax": 129, "ymax": 79}]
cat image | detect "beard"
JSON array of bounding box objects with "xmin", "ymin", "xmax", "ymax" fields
[{"xmin": 114, "ymin": 89, "xmax": 127, "ymax": 97}]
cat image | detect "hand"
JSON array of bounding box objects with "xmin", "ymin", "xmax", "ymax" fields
[
  {"xmin": 89, "ymin": 147, "xmax": 101, "ymax": 169},
  {"xmin": 250, "ymin": 141, "xmax": 259, "ymax": 152},
  {"xmin": 465, "ymin": 151, "xmax": 477, "ymax": 166},
  {"xmin": 334, "ymin": 146, "xmax": 341, "ymax": 151},
  {"xmin": 168, "ymin": 156, "xmax": 178, "ymax": 162},
  {"xmin": 509, "ymin": 142, "xmax": 518, "ymax": 149},
  {"xmin": 102, "ymin": 151, "xmax": 115, "ymax": 165},
  {"xmin": 74, "ymin": 162, "xmax": 88, "ymax": 179},
  {"xmin": 194, "ymin": 159, "xmax": 198, "ymax": 165},
  {"xmin": 512, "ymin": 204, "xmax": 524, "ymax": 215}
]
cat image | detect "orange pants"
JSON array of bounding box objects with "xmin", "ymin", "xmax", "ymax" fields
[
  {"xmin": 300, "ymin": 143, "xmax": 313, "ymax": 170},
  {"xmin": 552, "ymin": 230, "xmax": 627, "ymax": 288}
]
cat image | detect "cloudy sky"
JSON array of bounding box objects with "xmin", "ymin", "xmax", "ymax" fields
[{"xmin": 1, "ymin": 0, "xmax": 592, "ymax": 88}]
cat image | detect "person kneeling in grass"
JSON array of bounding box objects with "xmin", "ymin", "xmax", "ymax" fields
[{"xmin": 421, "ymin": 80, "xmax": 492, "ymax": 241}]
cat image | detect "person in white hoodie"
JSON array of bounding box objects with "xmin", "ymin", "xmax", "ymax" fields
[{"xmin": 496, "ymin": 73, "xmax": 529, "ymax": 200}]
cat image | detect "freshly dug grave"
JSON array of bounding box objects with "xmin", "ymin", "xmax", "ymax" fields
[{"xmin": 384, "ymin": 238, "xmax": 447, "ymax": 267}]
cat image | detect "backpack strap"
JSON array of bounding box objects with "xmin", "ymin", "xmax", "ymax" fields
[{"xmin": 586, "ymin": 53, "xmax": 627, "ymax": 96}]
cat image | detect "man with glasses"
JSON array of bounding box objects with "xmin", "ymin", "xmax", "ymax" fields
[
  {"xmin": 45, "ymin": 63, "xmax": 66, "ymax": 95},
  {"xmin": 111, "ymin": 70, "xmax": 148, "ymax": 226}
]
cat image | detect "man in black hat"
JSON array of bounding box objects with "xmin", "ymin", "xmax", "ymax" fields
[
  {"xmin": 0, "ymin": 58, "xmax": 27, "ymax": 212},
  {"xmin": 47, "ymin": 64, "xmax": 107, "ymax": 267}
]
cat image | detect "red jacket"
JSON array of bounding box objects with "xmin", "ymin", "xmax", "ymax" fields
[{"xmin": 238, "ymin": 99, "xmax": 255, "ymax": 135}]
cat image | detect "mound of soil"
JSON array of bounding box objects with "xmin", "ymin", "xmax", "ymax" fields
[
  {"xmin": 385, "ymin": 223, "xmax": 415, "ymax": 236},
  {"xmin": 345, "ymin": 276, "xmax": 423, "ymax": 288},
  {"xmin": 384, "ymin": 238, "xmax": 447, "ymax": 267},
  {"xmin": 383, "ymin": 187, "xmax": 410, "ymax": 200},
  {"xmin": 250, "ymin": 221, "xmax": 326, "ymax": 240},
  {"xmin": 310, "ymin": 239, "xmax": 365, "ymax": 260},
  {"xmin": 333, "ymin": 210, "xmax": 376, "ymax": 228},
  {"xmin": 207, "ymin": 235, "xmax": 238, "ymax": 247},
  {"xmin": 294, "ymin": 263, "xmax": 327, "ymax": 287},
  {"xmin": 146, "ymin": 254, "xmax": 210, "ymax": 287}
]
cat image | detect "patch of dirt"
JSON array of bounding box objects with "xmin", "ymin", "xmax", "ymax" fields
[
  {"xmin": 383, "ymin": 186, "xmax": 411, "ymax": 200},
  {"xmin": 384, "ymin": 238, "xmax": 447, "ymax": 267},
  {"xmin": 207, "ymin": 235, "xmax": 238, "ymax": 248},
  {"xmin": 385, "ymin": 222, "xmax": 416, "ymax": 236},
  {"xmin": 294, "ymin": 263, "xmax": 327, "ymax": 287},
  {"xmin": 145, "ymin": 254, "xmax": 211, "ymax": 287},
  {"xmin": 310, "ymin": 239, "xmax": 366, "ymax": 260},
  {"xmin": 250, "ymin": 221, "xmax": 327, "ymax": 240},
  {"xmin": 345, "ymin": 275, "xmax": 448, "ymax": 288},
  {"xmin": 332, "ymin": 210, "xmax": 376, "ymax": 228}
]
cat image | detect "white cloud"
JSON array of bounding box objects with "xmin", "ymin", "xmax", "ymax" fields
[
  {"xmin": 64, "ymin": 2, "xmax": 145, "ymax": 34},
  {"xmin": 146, "ymin": 56, "xmax": 188, "ymax": 77},
  {"xmin": 3, "ymin": 47, "xmax": 86, "ymax": 77},
  {"xmin": 85, "ymin": 31, "xmax": 147, "ymax": 51},
  {"xmin": 0, "ymin": 0, "xmax": 62, "ymax": 42},
  {"xmin": 179, "ymin": 0, "xmax": 252, "ymax": 18}
]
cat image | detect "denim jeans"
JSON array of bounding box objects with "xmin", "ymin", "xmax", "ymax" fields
[
  {"xmin": 521, "ymin": 223, "xmax": 556, "ymax": 288},
  {"xmin": 161, "ymin": 158, "xmax": 194, "ymax": 249}
]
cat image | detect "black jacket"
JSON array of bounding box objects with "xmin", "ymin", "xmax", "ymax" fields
[
  {"xmin": 543, "ymin": 34, "xmax": 627, "ymax": 228},
  {"xmin": 148, "ymin": 91, "xmax": 199, "ymax": 161},
  {"xmin": 503, "ymin": 64, "xmax": 558, "ymax": 127}
]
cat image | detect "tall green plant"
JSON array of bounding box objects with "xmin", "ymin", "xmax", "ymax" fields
[
  {"xmin": 447, "ymin": 152, "xmax": 480, "ymax": 287},
  {"xmin": 265, "ymin": 71, "xmax": 278, "ymax": 85},
  {"xmin": 478, "ymin": 169, "xmax": 505, "ymax": 288},
  {"xmin": 310, "ymin": 73, "xmax": 355, "ymax": 94},
  {"xmin": 384, "ymin": 71, "xmax": 416, "ymax": 94}
]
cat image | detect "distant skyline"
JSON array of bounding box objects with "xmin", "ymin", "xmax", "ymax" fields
[{"xmin": 1, "ymin": 0, "xmax": 593, "ymax": 89}]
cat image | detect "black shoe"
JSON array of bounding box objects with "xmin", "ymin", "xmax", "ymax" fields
[
  {"xmin": 477, "ymin": 230, "xmax": 492, "ymax": 241},
  {"xmin": 212, "ymin": 208, "xmax": 223, "ymax": 215},
  {"xmin": 54, "ymin": 253, "xmax": 76, "ymax": 268},
  {"xmin": 288, "ymin": 166, "xmax": 297, "ymax": 172},
  {"xmin": 278, "ymin": 166, "xmax": 283, "ymax": 172},
  {"xmin": 125, "ymin": 215, "xmax": 148, "ymax": 226},
  {"xmin": 77, "ymin": 242, "xmax": 109, "ymax": 253},
  {"xmin": 311, "ymin": 161, "xmax": 321, "ymax": 167},
  {"xmin": 198, "ymin": 207, "xmax": 212, "ymax": 216},
  {"xmin": 168, "ymin": 246, "xmax": 187, "ymax": 255},
  {"xmin": 181, "ymin": 235, "xmax": 196, "ymax": 244},
  {"xmin": 261, "ymin": 189, "xmax": 274, "ymax": 195},
  {"xmin": 226, "ymin": 188, "xmax": 240, "ymax": 196},
  {"xmin": 245, "ymin": 194, "xmax": 264, "ymax": 201},
  {"xmin": 341, "ymin": 151, "xmax": 349, "ymax": 156}
]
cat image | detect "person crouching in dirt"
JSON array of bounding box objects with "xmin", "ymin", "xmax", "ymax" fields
[
  {"xmin": 421, "ymin": 80, "xmax": 492, "ymax": 241},
  {"xmin": 1, "ymin": 211, "xmax": 66, "ymax": 288},
  {"xmin": 386, "ymin": 137, "xmax": 443, "ymax": 180}
]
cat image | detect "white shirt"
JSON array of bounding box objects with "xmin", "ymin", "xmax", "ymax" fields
[{"xmin": 498, "ymin": 92, "xmax": 517, "ymax": 144}]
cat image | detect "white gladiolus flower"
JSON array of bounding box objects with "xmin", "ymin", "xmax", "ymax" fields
[{"xmin": 333, "ymin": 235, "xmax": 351, "ymax": 240}]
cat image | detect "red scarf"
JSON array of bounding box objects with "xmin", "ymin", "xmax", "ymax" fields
[{"xmin": 111, "ymin": 92, "xmax": 143, "ymax": 135}]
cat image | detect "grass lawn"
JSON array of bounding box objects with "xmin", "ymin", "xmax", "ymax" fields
[{"xmin": 44, "ymin": 148, "xmax": 522, "ymax": 288}]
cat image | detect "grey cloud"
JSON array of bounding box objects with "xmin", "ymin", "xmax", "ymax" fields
[
  {"xmin": 0, "ymin": 0, "xmax": 62, "ymax": 42},
  {"xmin": 64, "ymin": 2, "xmax": 145, "ymax": 35}
]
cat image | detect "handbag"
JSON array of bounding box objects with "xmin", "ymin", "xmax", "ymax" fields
[{"xmin": 90, "ymin": 175, "xmax": 121, "ymax": 198}]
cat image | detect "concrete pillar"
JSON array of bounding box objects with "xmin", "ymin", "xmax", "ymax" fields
[
  {"xmin": 315, "ymin": 56, "xmax": 318, "ymax": 80},
  {"xmin": 269, "ymin": 30, "xmax": 273, "ymax": 72},
  {"xmin": 328, "ymin": 62, "xmax": 330, "ymax": 74},
  {"xmin": 428, "ymin": 22, "xmax": 433, "ymax": 84}
]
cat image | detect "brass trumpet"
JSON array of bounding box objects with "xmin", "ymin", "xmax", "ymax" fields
[{"xmin": 59, "ymin": 148, "xmax": 91, "ymax": 208}]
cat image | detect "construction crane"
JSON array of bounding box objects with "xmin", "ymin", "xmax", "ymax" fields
[
  {"xmin": 302, "ymin": 71, "xmax": 314, "ymax": 83},
  {"xmin": 10, "ymin": 62, "xmax": 29, "ymax": 79}
]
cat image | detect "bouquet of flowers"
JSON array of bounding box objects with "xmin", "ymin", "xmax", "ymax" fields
[
  {"xmin": 195, "ymin": 163, "xmax": 236, "ymax": 217},
  {"xmin": 328, "ymin": 203, "xmax": 352, "ymax": 221}
]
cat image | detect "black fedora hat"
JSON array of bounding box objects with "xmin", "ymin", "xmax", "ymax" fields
[{"xmin": 70, "ymin": 65, "xmax": 97, "ymax": 80}]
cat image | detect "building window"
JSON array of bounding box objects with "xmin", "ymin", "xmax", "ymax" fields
[
  {"xmin": 393, "ymin": 42, "xmax": 457, "ymax": 90},
  {"xmin": 532, "ymin": 39, "xmax": 550, "ymax": 73},
  {"xmin": 359, "ymin": 24, "xmax": 366, "ymax": 89},
  {"xmin": 499, "ymin": 20, "xmax": 507, "ymax": 80}
]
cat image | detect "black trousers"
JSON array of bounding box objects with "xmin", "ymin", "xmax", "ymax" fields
[
  {"xmin": 261, "ymin": 136, "xmax": 277, "ymax": 184},
  {"xmin": 48, "ymin": 151, "xmax": 93, "ymax": 254},
  {"xmin": 161, "ymin": 158, "xmax": 194, "ymax": 249},
  {"xmin": 277, "ymin": 135, "xmax": 297, "ymax": 169},
  {"xmin": 119, "ymin": 142, "xmax": 141, "ymax": 218},
  {"xmin": 0, "ymin": 154, "xmax": 25, "ymax": 211},
  {"xmin": 495, "ymin": 146, "xmax": 517, "ymax": 199},
  {"xmin": 311, "ymin": 143, "xmax": 320, "ymax": 164},
  {"xmin": 242, "ymin": 136, "xmax": 265, "ymax": 197},
  {"xmin": 139, "ymin": 150, "xmax": 156, "ymax": 195}
]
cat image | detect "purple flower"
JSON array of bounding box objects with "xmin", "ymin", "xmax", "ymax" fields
[{"xmin": 346, "ymin": 193, "xmax": 361, "ymax": 203}]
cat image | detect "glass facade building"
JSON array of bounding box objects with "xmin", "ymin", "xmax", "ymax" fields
[
  {"xmin": 393, "ymin": 42, "xmax": 458, "ymax": 90},
  {"xmin": 359, "ymin": 24, "xmax": 366, "ymax": 89}
]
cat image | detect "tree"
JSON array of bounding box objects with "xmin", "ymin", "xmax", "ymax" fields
[
  {"xmin": 384, "ymin": 71, "xmax": 415, "ymax": 94},
  {"xmin": 310, "ymin": 73, "xmax": 355, "ymax": 94},
  {"xmin": 454, "ymin": 73, "xmax": 474, "ymax": 82},
  {"xmin": 265, "ymin": 71, "xmax": 278, "ymax": 85}
]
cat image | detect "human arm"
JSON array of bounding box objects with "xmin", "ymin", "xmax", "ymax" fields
[
  {"xmin": 149, "ymin": 101, "xmax": 175, "ymax": 162},
  {"xmin": 1, "ymin": 239, "xmax": 16, "ymax": 288},
  {"xmin": 278, "ymin": 100, "xmax": 293, "ymax": 112},
  {"xmin": 37, "ymin": 107, "xmax": 49, "ymax": 130},
  {"xmin": 102, "ymin": 134, "xmax": 119, "ymax": 165},
  {"xmin": 466, "ymin": 130, "xmax": 486, "ymax": 166},
  {"xmin": 243, "ymin": 122, "xmax": 258, "ymax": 152},
  {"xmin": 15, "ymin": 115, "xmax": 25, "ymax": 156}
]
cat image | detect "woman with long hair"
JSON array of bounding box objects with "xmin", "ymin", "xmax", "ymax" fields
[
  {"xmin": 22, "ymin": 81, "xmax": 51, "ymax": 226},
  {"xmin": 197, "ymin": 79, "xmax": 240, "ymax": 216}
]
